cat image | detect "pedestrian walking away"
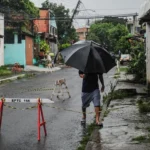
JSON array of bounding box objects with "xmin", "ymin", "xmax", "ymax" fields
[{"xmin": 79, "ymin": 70, "xmax": 105, "ymax": 127}]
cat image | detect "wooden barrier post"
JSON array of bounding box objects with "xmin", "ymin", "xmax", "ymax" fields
[
  {"xmin": 38, "ymin": 99, "xmax": 47, "ymax": 141},
  {"xmin": 0, "ymin": 98, "xmax": 4, "ymax": 131}
]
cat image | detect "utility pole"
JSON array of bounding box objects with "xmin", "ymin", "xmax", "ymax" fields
[
  {"xmin": 68, "ymin": 0, "xmax": 81, "ymax": 29},
  {"xmin": 86, "ymin": 19, "xmax": 90, "ymax": 40}
]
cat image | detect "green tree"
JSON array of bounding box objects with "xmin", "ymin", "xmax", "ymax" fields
[
  {"xmin": 96, "ymin": 17, "xmax": 127, "ymax": 26},
  {"xmin": 88, "ymin": 22, "xmax": 129, "ymax": 52},
  {"xmin": 88, "ymin": 23, "xmax": 114, "ymax": 50},
  {"xmin": 115, "ymin": 36, "xmax": 131, "ymax": 54},
  {"xmin": 109, "ymin": 24, "xmax": 129, "ymax": 52},
  {"xmin": 42, "ymin": 0, "xmax": 78, "ymax": 44},
  {"xmin": 127, "ymin": 41, "xmax": 146, "ymax": 83},
  {"xmin": 0, "ymin": 0, "xmax": 39, "ymax": 17},
  {"xmin": 87, "ymin": 33, "xmax": 100, "ymax": 43}
]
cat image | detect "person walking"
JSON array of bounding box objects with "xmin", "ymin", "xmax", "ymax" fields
[{"xmin": 79, "ymin": 70, "xmax": 105, "ymax": 127}]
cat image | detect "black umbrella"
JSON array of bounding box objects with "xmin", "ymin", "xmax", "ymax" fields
[{"xmin": 58, "ymin": 40, "xmax": 116, "ymax": 73}]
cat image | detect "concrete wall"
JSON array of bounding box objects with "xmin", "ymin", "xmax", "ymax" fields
[
  {"xmin": 0, "ymin": 13, "xmax": 4, "ymax": 66},
  {"xmin": 76, "ymin": 27, "xmax": 89, "ymax": 40},
  {"xmin": 50, "ymin": 42, "xmax": 58, "ymax": 56},
  {"xmin": 146, "ymin": 23, "xmax": 150, "ymax": 89},
  {"xmin": 4, "ymin": 36, "xmax": 26, "ymax": 66},
  {"xmin": 34, "ymin": 9, "xmax": 49, "ymax": 33}
]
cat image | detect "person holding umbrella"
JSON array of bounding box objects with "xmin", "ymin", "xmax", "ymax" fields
[
  {"xmin": 55, "ymin": 40, "xmax": 116, "ymax": 126},
  {"xmin": 79, "ymin": 70, "xmax": 105, "ymax": 126}
]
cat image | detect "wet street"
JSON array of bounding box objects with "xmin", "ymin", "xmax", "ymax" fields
[{"xmin": 0, "ymin": 67, "xmax": 115, "ymax": 150}]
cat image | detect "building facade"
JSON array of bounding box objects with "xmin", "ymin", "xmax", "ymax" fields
[
  {"xmin": 4, "ymin": 32, "xmax": 34, "ymax": 66},
  {"xmin": 139, "ymin": 0, "xmax": 150, "ymax": 89},
  {"xmin": 0, "ymin": 13, "xmax": 4, "ymax": 66},
  {"xmin": 34, "ymin": 8, "xmax": 58, "ymax": 56},
  {"xmin": 76, "ymin": 27, "xmax": 89, "ymax": 41}
]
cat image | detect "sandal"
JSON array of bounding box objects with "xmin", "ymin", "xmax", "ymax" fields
[
  {"xmin": 96, "ymin": 122, "xmax": 103, "ymax": 128},
  {"xmin": 81, "ymin": 118, "xmax": 86, "ymax": 124}
]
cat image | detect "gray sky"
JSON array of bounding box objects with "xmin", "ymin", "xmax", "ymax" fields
[{"xmin": 30, "ymin": 0, "xmax": 145, "ymax": 28}]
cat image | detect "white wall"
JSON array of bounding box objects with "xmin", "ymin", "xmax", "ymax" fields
[{"xmin": 0, "ymin": 13, "xmax": 4, "ymax": 66}]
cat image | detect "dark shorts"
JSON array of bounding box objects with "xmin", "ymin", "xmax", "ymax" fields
[{"xmin": 81, "ymin": 89, "xmax": 101, "ymax": 108}]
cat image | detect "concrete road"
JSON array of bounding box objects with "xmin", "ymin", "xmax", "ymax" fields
[{"xmin": 0, "ymin": 68, "xmax": 116, "ymax": 150}]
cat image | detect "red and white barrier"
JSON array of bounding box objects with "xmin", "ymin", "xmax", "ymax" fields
[{"xmin": 0, "ymin": 98, "xmax": 53, "ymax": 141}]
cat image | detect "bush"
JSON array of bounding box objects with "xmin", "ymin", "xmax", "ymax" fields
[
  {"xmin": 0, "ymin": 65, "xmax": 12, "ymax": 76},
  {"xmin": 59, "ymin": 43, "xmax": 71, "ymax": 51},
  {"xmin": 127, "ymin": 42, "xmax": 146, "ymax": 83},
  {"xmin": 0, "ymin": 69, "xmax": 12, "ymax": 76}
]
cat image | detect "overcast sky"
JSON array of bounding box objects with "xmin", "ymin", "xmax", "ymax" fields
[{"xmin": 30, "ymin": 0, "xmax": 145, "ymax": 28}]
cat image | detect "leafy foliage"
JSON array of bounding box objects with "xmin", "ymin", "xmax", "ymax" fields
[
  {"xmin": 88, "ymin": 23, "xmax": 114, "ymax": 50},
  {"xmin": 115, "ymin": 35, "xmax": 131, "ymax": 54},
  {"xmin": 96, "ymin": 17, "xmax": 127, "ymax": 26},
  {"xmin": 0, "ymin": 0, "xmax": 39, "ymax": 17},
  {"xmin": 109, "ymin": 24, "xmax": 129, "ymax": 52},
  {"xmin": 40, "ymin": 40, "xmax": 50, "ymax": 54},
  {"xmin": 88, "ymin": 22, "xmax": 129, "ymax": 52},
  {"xmin": 42, "ymin": 0, "xmax": 79, "ymax": 44},
  {"xmin": 127, "ymin": 41, "xmax": 146, "ymax": 83},
  {"xmin": 59, "ymin": 43, "xmax": 71, "ymax": 51},
  {"xmin": 0, "ymin": 66, "xmax": 12, "ymax": 76}
]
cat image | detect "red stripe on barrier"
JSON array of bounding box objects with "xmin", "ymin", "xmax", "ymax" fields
[
  {"xmin": 0, "ymin": 99, "xmax": 4, "ymax": 130},
  {"xmin": 38, "ymin": 99, "xmax": 47, "ymax": 141}
]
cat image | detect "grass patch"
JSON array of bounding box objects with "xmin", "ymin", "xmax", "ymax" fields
[
  {"xmin": 146, "ymin": 127, "xmax": 150, "ymax": 132},
  {"xmin": 120, "ymin": 67, "xmax": 128, "ymax": 72},
  {"xmin": 25, "ymin": 73, "xmax": 36, "ymax": 78},
  {"xmin": 77, "ymin": 123, "xmax": 95, "ymax": 150},
  {"xmin": 114, "ymin": 72, "xmax": 120, "ymax": 76},
  {"xmin": 104, "ymin": 110, "xmax": 110, "ymax": 117},
  {"xmin": 114, "ymin": 75, "xmax": 120, "ymax": 79},
  {"xmin": 0, "ymin": 79, "xmax": 11, "ymax": 84},
  {"xmin": 132, "ymin": 136, "xmax": 147, "ymax": 142},
  {"xmin": 0, "ymin": 69, "xmax": 12, "ymax": 76},
  {"xmin": 0, "ymin": 65, "xmax": 13, "ymax": 76},
  {"xmin": 137, "ymin": 100, "xmax": 150, "ymax": 114},
  {"xmin": 135, "ymin": 126, "xmax": 141, "ymax": 130},
  {"xmin": 132, "ymin": 135, "xmax": 150, "ymax": 143},
  {"xmin": 103, "ymin": 89, "xmax": 136, "ymax": 102},
  {"xmin": 17, "ymin": 73, "xmax": 35, "ymax": 80}
]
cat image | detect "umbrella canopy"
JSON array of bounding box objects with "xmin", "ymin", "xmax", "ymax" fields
[{"xmin": 59, "ymin": 40, "xmax": 116, "ymax": 73}]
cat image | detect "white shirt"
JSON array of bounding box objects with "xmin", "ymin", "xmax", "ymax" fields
[{"xmin": 47, "ymin": 55, "xmax": 52, "ymax": 62}]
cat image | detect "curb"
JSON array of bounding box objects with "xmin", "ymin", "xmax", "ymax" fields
[
  {"xmin": 0, "ymin": 74, "xmax": 26, "ymax": 83},
  {"xmin": 101, "ymin": 79, "xmax": 118, "ymax": 120},
  {"xmin": 85, "ymin": 79, "xmax": 119, "ymax": 150}
]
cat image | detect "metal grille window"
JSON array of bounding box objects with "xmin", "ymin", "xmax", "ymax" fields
[{"xmin": 4, "ymin": 31, "xmax": 14, "ymax": 44}]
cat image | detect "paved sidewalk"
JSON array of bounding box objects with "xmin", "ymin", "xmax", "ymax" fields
[
  {"xmin": 86, "ymin": 73, "xmax": 149, "ymax": 150},
  {"xmin": 100, "ymin": 80, "xmax": 150, "ymax": 150},
  {"xmin": 0, "ymin": 74, "xmax": 26, "ymax": 83},
  {"xmin": 25, "ymin": 65, "xmax": 61, "ymax": 72},
  {"xmin": 0, "ymin": 65, "xmax": 63, "ymax": 83}
]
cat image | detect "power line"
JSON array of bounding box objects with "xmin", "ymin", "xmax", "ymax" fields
[
  {"xmin": 0, "ymin": 13, "xmax": 138, "ymax": 22},
  {"xmin": 91, "ymin": 8, "xmax": 140, "ymax": 10}
]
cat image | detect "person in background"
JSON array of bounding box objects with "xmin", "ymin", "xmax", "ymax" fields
[
  {"xmin": 46, "ymin": 53, "xmax": 53, "ymax": 72},
  {"xmin": 79, "ymin": 70, "xmax": 105, "ymax": 127}
]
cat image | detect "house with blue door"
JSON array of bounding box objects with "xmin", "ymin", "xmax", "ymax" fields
[{"xmin": 4, "ymin": 30, "xmax": 34, "ymax": 67}]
